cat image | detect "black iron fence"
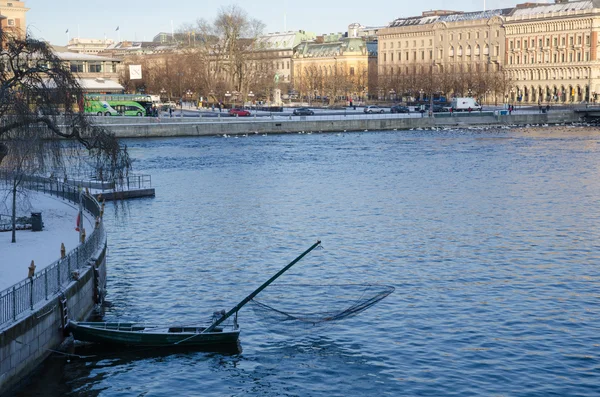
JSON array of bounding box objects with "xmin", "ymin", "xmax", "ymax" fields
[{"xmin": 0, "ymin": 172, "xmax": 105, "ymax": 329}]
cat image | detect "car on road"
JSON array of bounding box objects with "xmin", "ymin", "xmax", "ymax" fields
[
  {"xmin": 364, "ymin": 105, "xmax": 385, "ymax": 114},
  {"xmin": 229, "ymin": 108, "xmax": 251, "ymax": 117},
  {"xmin": 390, "ymin": 105, "xmax": 410, "ymax": 113},
  {"xmin": 293, "ymin": 107, "xmax": 315, "ymax": 116}
]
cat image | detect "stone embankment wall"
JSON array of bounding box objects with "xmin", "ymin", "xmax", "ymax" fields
[
  {"xmin": 90, "ymin": 111, "xmax": 580, "ymax": 138},
  {"xmin": 0, "ymin": 238, "xmax": 106, "ymax": 395}
]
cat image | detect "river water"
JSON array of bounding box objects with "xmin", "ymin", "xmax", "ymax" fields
[{"xmin": 17, "ymin": 127, "xmax": 600, "ymax": 396}]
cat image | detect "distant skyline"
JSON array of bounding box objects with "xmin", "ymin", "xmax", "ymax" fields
[{"xmin": 27, "ymin": 0, "xmax": 554, "ymax": 45}]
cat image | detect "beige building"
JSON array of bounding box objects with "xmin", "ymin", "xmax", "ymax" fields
[
  {"xmin": 52, "ymin": 49, "xmax": 123, "ymax": 93},
  {"xmin": 378, "ymin": 9, "xmax": 509, "ymax": 102},
  {"xmin": 292, "ymin": 24, "xmax": 378, "ymax": 103},
  {"xmin": 0, "ymin": 0, "xmax": 28, "ymax": 38},
  {"xmin": 67, "ymin": 38, "xmax": 114, "ymax": 55},
  {"xmin": 504, "ymin": 0, "xmax": 600, "ymax": 104}
]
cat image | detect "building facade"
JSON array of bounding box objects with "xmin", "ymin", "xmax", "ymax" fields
[
  {"xmin": 292, "ymin": 24, "xmax": 378, "ymax": 103},
  {"xmin": 0, "ymin": 0, "xmax": 27, "ymax": 38},
  {"xmin": 377, "ymin": 9, "xmax": 509, "ymax": 103},
  {"xmin": 379, "ymin": 0, "xmax": 600, "ymax": 105},
  {"xmin": 67, "ymin": 38, "xmax": 114, "ymax": 55},
  {"xmin": 504, "ymin": 0, "xmax": 600, "ymax": 104},
  {"xmin": 54, "ymin": 50, "xmax": 123, "ymax": 93}
]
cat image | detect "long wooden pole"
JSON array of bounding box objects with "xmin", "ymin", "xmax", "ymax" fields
[{"xmin": 203, "ymin": 240, "xmax": 321, "ymax": 333}]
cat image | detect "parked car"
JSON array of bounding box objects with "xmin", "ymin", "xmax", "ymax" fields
[
  {"xmin": 229, "ymin": 108, "xmax": 251, "ymax": 117},
  {"xmin": 293, "ymin": 107, "xmax": 315, "ymax": 116},
  {"xmin": 364, "ymin": 105, "xmax": 385, "ymax": 114},
  {"xmin": 390, "ymin": 105, "xmax": 410, "ymax": 113}
]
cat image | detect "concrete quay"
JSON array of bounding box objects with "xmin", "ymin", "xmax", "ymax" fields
[{"xmin": 90, "ymin": 111, "xmax": 581, "ymax": 138}]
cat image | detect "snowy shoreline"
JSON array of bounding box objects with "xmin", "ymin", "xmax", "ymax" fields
[{"xmin": 0, "ymin": 189, "xmax": 94, "ymax": 291}]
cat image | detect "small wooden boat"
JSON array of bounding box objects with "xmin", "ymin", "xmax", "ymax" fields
[
  {"xmin": 68, "ymin": 241, "xmax": 322, "ymax": 349},
  {"xmin": 68, "ymin": 321, "xmax": 241, "ymax": 348}
]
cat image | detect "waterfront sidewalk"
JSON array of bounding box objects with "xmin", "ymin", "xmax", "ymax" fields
[{"xmin": 0, "ymin": 189, "xmax": 93, "ymax": 291}]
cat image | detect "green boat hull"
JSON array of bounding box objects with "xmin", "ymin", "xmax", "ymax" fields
[{"xmin": 68, "ymin": 321, "xmax": 240, "ymax": 349}]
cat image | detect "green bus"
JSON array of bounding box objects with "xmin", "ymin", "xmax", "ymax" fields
[{"xmin": 84, "ymin": 94, "xmax": 152, "ymax": 116}]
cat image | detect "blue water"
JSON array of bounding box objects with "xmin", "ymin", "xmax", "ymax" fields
[{"xmin": 18, "ymin": 128, "xmax": 600, "ymax": 396}]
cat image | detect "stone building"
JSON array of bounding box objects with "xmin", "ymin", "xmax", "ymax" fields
[
  {"xmin": 52, "ymin": 48, "xmax": 123, "ymax": 93},
  {"xmin": 0, "ymin": 0, "xmax": 28, "ymax": 39},
  {"xmin": 67, "ymin": 38, "xmax": 115, "ymax": 55},
  {"xmin": 377, "ymin": 9, "xmax": 509, "ymax": 103},
  {"xmin": 504, "ymin": 0, "xmax": 600, "ymax": 104},
  {"xmin": 292, "ymin": 24, "xmax": 378, "ymax": 103}
]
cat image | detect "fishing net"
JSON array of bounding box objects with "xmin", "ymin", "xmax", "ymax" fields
[{"xmin": 248, "ymin": 284, "xmax": 394, "ymax": 327}]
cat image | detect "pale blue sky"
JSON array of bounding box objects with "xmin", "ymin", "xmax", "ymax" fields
[{"xmin": 27, "ymin": 0, "xmax": 552, "ymax": 45}]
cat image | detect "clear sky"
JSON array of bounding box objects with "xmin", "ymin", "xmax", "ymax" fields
[{"xmin": 27, "ymin": 0, "xmax": 552, "ymax": 45}]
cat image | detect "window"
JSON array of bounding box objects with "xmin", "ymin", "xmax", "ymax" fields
[
  {"xmin": 459, "ymin": 33, "xmax": 462, "ymax": 40},
  {"xmin": 7, "ymin": 19, "xmax": 14, "ymax": 26},
  {"xmin": 569, "ymin": 37, "xmax": 573, "ymax": 45},
  {"xmin": 89, "ymin": 63, "xmax": 102, "ymax": 73},
  {"xmin": 70, "ymin": 62, "xmax": 84, "ymax": 73},
  {"xmin": 467, "ymin": 32, "xmax": 471, "ymax": 40},
  {"xmin": 398, "ymin": 41, "xmax": 401, "ymax": 48},
  {"xmin": 350, "ymin": 67, "xmax": 355, "ymax": 76},
  {"xmin": 390, "ymin": 42, "xmax": 394, "ymax": 49},
  {"xmin": 553, "ymin": 37, "xmax": 558, "ymax": 46},
  {"xmin": 383, "ymin": 43, "xmax": 387, "ymax": 49},
  {"xmin": 383, "ymin": 53, "xmax": 386, "ymax": 62}
]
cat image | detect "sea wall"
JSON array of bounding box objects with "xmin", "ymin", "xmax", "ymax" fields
[
  {"xmin": 88, "ymin": 111, "xmax": 581, "ymax": 138},
  {"xmin": 0, "ymin": 245, "xmax": 106, "ymax": 395}
]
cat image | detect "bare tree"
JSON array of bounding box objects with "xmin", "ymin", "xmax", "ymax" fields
[{"xmin": 0, "ymin": 28, "xmax": 131, "ymax": 242}]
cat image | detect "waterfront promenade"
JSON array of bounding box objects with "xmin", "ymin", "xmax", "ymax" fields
[{"xmin": 0, "ymin": 189, "xmax": 93, "ymax": 291}]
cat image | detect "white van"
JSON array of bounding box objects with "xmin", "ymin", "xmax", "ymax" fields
[{"xmin": 451, "ymin": 97, "xmax": 482, "ymax": 111}]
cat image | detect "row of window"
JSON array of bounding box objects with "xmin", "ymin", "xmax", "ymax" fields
[
  {"xmin": 509, "ymin": 35, "xmax": 590, "ymax": 50},
  {"xmin": 508, "ymin": 51, "xmax": 590, "ymax": 65},
  {"xmin": 383, "ymin": 62, "xmax": 500, "ymax": 75},
  {"xmin": 382, "ymin": 30, "xmax": 501, "ymax": 49},
  {"xmin": 511, "ymin": 69, "xmax": 589, "ymax": 81},
  {"xmin": 69, "ymin": 61, "xmax": 117, "ymax": 73},
  {"xmin": 382, "ymin": 44, "xmax": 500, "ymax": 62}
]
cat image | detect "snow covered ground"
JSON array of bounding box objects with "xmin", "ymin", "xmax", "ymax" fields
[{"xmin": 0, "ymin": 189, "xmax": 94, "ymax": 291}]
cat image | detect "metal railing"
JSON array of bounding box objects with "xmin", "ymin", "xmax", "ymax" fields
[{"xmin": 0, "ymin": 172, "xmax": 106, "ymax": 329}]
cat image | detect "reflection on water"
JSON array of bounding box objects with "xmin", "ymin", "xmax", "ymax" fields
[{"xmin": 13, "ymin": 129, "xmax": 600, "ymax": 396}]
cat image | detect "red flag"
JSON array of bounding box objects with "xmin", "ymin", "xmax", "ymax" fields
[{"xmin": 75, "ymin": 213, "xmax": 80, "ymax": 231}]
